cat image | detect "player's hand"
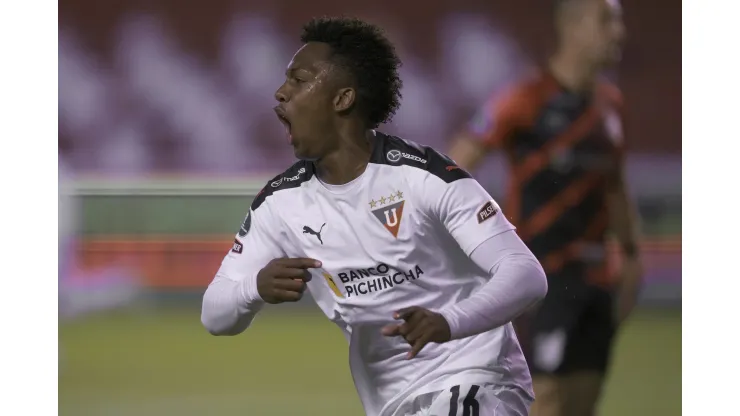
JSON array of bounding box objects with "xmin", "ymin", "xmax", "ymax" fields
[
  {"xmin": 381, "ymin": 306, "xmax": 452, "ymax": 359},
  {"xmin": 256, "ymin": 258, "xmax": 321, "ymax": 304},
  {"xmin": 615, "ymin": 256, "xmax": 642, "ymax": 324}
]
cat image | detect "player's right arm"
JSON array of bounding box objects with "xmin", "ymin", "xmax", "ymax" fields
[
  {"xmin": 200, "ymin": 198, "xmax": 320, "ymax": 336},
  {"xmin": 446, "ymin": 85, "xmax": 527, "ymax": 172}
]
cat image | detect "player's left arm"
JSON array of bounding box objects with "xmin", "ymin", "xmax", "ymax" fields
[
  {"xmin": 604, "ymin": 86, "xmax": 643, "ymax": 323},
  {"xmin": 434, "ymin": 176, "xmax": 548, "ymax": 336},
  {"xmin": 382, "ymin": 163, "xmax": 547, "ymax": 358},
  {"xmin": 606, "ymin": 146, "xmax": 643, "ymax": 324}
]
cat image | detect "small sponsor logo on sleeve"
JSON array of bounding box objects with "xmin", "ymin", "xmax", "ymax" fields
[
  {"xmin": 477, "ymin": 201, "xmax": 499, "ymax": 224},
  {"xmin": 231, "ymin": 239, "xmax": 244, "ymax": 254}
]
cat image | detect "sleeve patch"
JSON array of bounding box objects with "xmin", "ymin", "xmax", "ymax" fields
[{"xmin": 476, "ymin": 201, "xmax": 499, "ymax": 224}]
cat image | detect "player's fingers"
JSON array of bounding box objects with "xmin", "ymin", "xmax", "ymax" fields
[
  {"xmin": 381, "ymin": 324, "xmax": 403, "ymax": 337},
  {"xmin": 273, "ymin": 267, "xmax": 313, "ymax": 279},
  {"xmin": 407, "ymin": 333, "xmax": 431, "ymax": 359},
  {"xmin": 404, "ymin": 324, "xmax": 427, "ymax": 344},
  {"xmin": 401, "ymin": 310, "xmax": 425, "ymax": 328},
  {"xmin": 396, "ymin": 322, "xmax": 413, "ymax": 337},
  {"xmin": 286, "ymin": 269, "xmax": 314, "ymax": 282},
  {"xmin": 274, "ymin": 289, "xmax": 303, "ymax": 302},
  {"xmin": 274, "ymin": 278, "xmax": 307, "ymax": 293},
  {"xmin": 394, "ymin": 306, "xmax": 421, "ymax": 320},
  {"xmin": 275, "ymin": 258, "xmax": 322, "ymax": 269}
]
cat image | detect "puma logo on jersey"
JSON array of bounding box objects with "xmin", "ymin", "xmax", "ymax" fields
[{"xmin": 303, "ymin": 223, "xmax": 326, "ymax": 245}]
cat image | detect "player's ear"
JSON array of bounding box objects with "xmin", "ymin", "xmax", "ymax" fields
[{"xmin": 333, "ymin": 87, "xmax": 356, "ymax": 113}]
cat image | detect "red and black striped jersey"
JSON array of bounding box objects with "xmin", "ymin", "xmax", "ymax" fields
[{"xmin": 465, "ymin": 72, "xmax": 625, "ymax": 286}]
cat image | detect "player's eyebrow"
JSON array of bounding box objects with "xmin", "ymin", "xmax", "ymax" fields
[{"xmin": 285, "ymin": 66, "xmax": 315, "ymax": 78}]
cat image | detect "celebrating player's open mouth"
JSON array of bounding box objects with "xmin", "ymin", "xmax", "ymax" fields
[
  {"xmin": 273, "ymin": 105, "xmax": 292, "ymax": 144},
  {"xmin": 202, "ymin": 16, "xmax": 548, "ymax": 416}
]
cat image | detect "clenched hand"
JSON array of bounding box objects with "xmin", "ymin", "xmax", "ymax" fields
[{"xmin": 257, "ymin": 258, "xmax": 321, "ymax": 304}]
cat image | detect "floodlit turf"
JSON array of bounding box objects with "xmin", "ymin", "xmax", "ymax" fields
[{"xmin": 59, "ymin": 307, "xmax": 680, "ymax": 416}]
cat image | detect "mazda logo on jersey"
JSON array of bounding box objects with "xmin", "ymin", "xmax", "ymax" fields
[
  {"xmin": 386, "ymin": 149, "xmax": 402, "ymax": 163},
  {"xmin": 271, "ymin": 167, "xmax": 306, "ymax": 187},
  {"xmin": 322, "ymin": 263, "xmax": 425, "ymax": 298},
  {"xmin": 369, "ymin": 190, "xmax": 405, "ymax": 238},
  {"xmin": 386, "ymin": 149, "xmax": 427, "ymax": 165}
]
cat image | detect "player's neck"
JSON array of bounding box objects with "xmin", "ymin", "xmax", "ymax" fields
[
  {"xmin": 314, "ymin": 127, "xmax": 372, "ymax": 186},
  {"xmin": 548, "ymin": 50, "xmax": 601, "ymax": 93}
]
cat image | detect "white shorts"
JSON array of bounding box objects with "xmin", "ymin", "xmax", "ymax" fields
[{"xmin": 396, "ymin": 383, "xmax": 531, "ymax": 416}]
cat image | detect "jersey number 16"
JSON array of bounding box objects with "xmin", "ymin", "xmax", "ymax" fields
[{"xmin": 448, "ymin": 384, "xmax": 480, "ymax": 416}]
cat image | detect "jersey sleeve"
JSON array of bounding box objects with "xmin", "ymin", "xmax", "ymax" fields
[
  {"xmin": 201, "ymin": 189, "xmax": 289, "ymax": 335},
  {"xmin": 464, "ymin": 84, "xmax": 530, "ymax": 150},
  {"xmin": 417, "ymin": 157, "xmax": 516, "ymax": 256},
  {"xmin": 215, "ymin": 198, "xmax": 287, "ymax": 286},
  {"xmin": 437, "ymin": 179, "xmax": 516, "ymax": 256}
]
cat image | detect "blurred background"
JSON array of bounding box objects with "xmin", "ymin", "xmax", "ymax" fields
[{"xmin": 58, "ymin": 0, "xmax": 681, "ymax": 415}]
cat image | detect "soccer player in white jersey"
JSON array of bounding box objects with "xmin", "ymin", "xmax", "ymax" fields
[{"xmin": 201, "ymin": 17, "xmax": 548, "ymax": 416}]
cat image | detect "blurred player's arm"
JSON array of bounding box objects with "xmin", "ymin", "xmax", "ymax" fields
[
  {"xmin": 606, "ymin": 135, "xmax": 643, "ymax": 322},
  {"xmin": 606, "ymin": 164, "xmax": 640, "ymax": 257},
  {"xmin": 447, "ymin": 87, "xmax": 525, "ymax": 172},
  {"xmin": 201, "ymin": 204, "xmax": 286, "ymax": 336},
  {"xmin": 432, "ymin": 174, "xmax": 547, "ymax": 339}
]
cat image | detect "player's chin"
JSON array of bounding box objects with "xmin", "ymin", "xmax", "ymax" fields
[
  {"xmin": 293, "ymin": 147, "xmax": 308, "ymax": 159},
  {"xmin": 291, "ymin": 142, "xmax": 318, "ymax": 161}
]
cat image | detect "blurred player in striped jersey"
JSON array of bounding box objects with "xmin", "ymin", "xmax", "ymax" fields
[
  {"xmin": 447, "ymin": 1, "xmax": 641, "ymax": 415},
  {"xmin": 58, "ymin": 156, "xmax": 141, "ymax": 320}
]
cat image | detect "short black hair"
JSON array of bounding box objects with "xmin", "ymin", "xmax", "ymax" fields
[{"xmin": 301, "ymin": 16, "xmax": 403, "ymax": 128}]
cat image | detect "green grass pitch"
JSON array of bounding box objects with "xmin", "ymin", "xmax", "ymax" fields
[{"xmin": 59, "ymin": 307, "xmax": 680, "ymax": 415}]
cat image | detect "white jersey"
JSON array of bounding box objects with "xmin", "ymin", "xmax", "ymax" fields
[{"xmin": 218, "ymin": 132, "xmax": 532, "ymax": 415}]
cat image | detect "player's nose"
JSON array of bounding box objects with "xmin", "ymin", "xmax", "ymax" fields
[{"xmin": 274, "ymin": 84, "xmax": 288, "ymax": 103}]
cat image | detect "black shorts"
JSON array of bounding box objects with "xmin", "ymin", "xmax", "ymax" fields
[{"xmin": 515, "ymin": 274, "xmax": 617, "ymax": 375}]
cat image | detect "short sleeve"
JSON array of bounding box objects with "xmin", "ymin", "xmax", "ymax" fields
[
  {"xmin": 426, "ymin": 175, "xmax": 517, "ymax": 256},
  {"xmin": 215, "ymin": 200, "xmax": 287, "ymax": 283},
  {"xmin": 464, "ymin": 85, "xmax": 530, "ymax": 150}
]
